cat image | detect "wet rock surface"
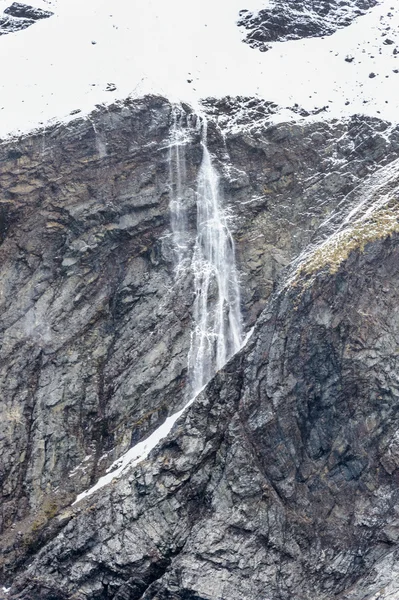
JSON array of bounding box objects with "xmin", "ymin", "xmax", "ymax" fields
[
  {"xmin": 1, "ymin": 94, "xmax": 399, "ymax": 598},
  {"xmin": 8, "ymin": 208, "xmax": 399, "ymax": 600},
  {"xmin": 238, "ymin": 0, "xmax": 378, "ymax": 51}
]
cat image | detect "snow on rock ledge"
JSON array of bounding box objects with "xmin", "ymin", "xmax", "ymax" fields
[
  {"xmin": 0, "ymin": 2, "xmax": 53, "ymax": 36},
  {"xmin": 238, "ymin": 0, "xmax": 379, "ymax": 50}
]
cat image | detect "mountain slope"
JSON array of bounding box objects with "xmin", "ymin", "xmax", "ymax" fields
[
  {"xmin": 1, "ymin": 96, "xmax": 399, "ymax": 598},
  {"xmin": 8, "ymin": 162, "xmax": 399, "ymax": 600},
  {"xmin": 238, "ymin": 0, "xmax": 379, "ymax": 50},
  {"xmin": 0, "ymin": 0, "xmax": 398, "ymax": 137},
  {"xmin": 1, "ymin": 0, "xmax": 399, "ymax": 598}
]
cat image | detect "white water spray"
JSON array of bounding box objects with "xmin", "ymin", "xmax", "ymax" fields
[
  {"xmin": 168, "ymin": 107, "xmax": 191, "ymax": 270},
  {"xmin": 168, "ymin": 106, "xmax": 243, "ymax": 393},
  {"xmin": 72, "ymin": 110, "xmax": 244, "ymax": 504},
  {"xmin": 188, "ymin": 119, "xmax": 243, "ymax": 395}
]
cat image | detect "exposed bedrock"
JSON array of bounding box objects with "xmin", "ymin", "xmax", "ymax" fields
[
  {"xmin": 1, "ymin": 94, "xmax": 399, "ymax": 595},
  {"xmin": 9, "ymin": 216, "xmax": 399, "ymax": 600},
  {"xmin": 238, "ymin": 0, "xmax": 379, "ymax": 51},
  {"xmin": 0, "ymin": 2, "xmax": 53, "ymax": 37}
]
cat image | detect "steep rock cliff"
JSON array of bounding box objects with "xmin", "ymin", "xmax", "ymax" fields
[
  {"xmin": 1, "ymin": 95, "xmax": 399, "ymax": 598},
  {"xmin": 8, "ymin": 173, "xmax": 399, "ymax": 600},
  {"xmin": 238, "ymin": 0, "xmax": 379, "ymax": 50}
]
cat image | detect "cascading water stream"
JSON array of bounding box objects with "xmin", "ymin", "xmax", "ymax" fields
[
  {"xmin": 168, "ymin": 105, "xmax": 243, "ymax": 393},
  {"xmin": 188, "ymin": 119, "xmax": 243, "ymax": 395},
  {"xmin": 73, "ymin": 108, "xmax": 243, "ymax": 503},
  {"xmin": 168, "ymin": 106, "xmax": 191, "ymax": 271}
]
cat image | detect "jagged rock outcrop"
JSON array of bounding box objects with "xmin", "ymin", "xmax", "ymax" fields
[
  {"xmin": 8, "ymin": 178, "xmax": 399, "ymax": 600},
  {"xmin": 238, "ymin": 0, "xmax": 378, "ymax": 51},
  {"xmin": 0, "ymin": 3, "xmax": 53, "ymax": 36},
  {"xmin": 1, "ymin": 94, "xmax": 399, "ymax": 598}
]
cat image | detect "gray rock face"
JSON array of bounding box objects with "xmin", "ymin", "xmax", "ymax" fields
[
  {"xmin": 4, "ymin": 3, "xmax": 53, "ymax": 20},
  {"xmin": 1, "ymin": 97, "xmax": 193, "ymax": 572},
  {"xmin": 238, "ymin": 0, "xmax": 378, "ymax": 51},
  {"xmin": 0, "ymin": 2, "xmax": 53, "ymax": 37},
  {"xmin": 1, "ymin": 95, "xmax": 399, "ymax": 598},
  {"xmin": 8, "ymin": 192, "xmax": 399, "ymax": 600}
]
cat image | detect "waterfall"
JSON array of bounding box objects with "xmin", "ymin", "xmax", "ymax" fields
[
  {"xmin": 73, "ymin": 108, "xmax": 244, "ymax": 503},
  {"xmin": 188, "ymin": 120, "xmax": 243, "ymax": 395},
  {"xmin": 168, "ymin": 105, "xmax": 243, "ymax": 393},
  {"xmin": 168, "ymin": 106, "xmax": 190, "ymax": 270}
]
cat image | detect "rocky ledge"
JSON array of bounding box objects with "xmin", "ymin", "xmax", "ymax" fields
[
  {"xmin": 0, "ymin": 2, "xmax": 53, "ymax": 37},
  {"xmin": 238, "ymin": 0, "xmax": 379, "ymax": 51}
]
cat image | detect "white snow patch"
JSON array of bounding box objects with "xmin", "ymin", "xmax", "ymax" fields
[
  {"xmin": 72, "ymin": 311, "xmax": 255, "ymax": 506},
  {"xmin": 243, "ymin": 326, "xmax": 255, "ymax": 346},
  {"xmin": 73, "ymin": 392, "xmax": 200, "ymax": 504},
  {"xmin": 68, "ymin": 454, "xmax": 92, "ymax": 478},
  {"xmin": 0, "ymin": 0, "xmax": 398, "ymax": 139},
  {"xmin": 287, "ymin": 155, "xmax": 399, "ymax": 285},
  {"xmin": 241, "ymin": 195, "xmax": 267, "ymax": 205}
]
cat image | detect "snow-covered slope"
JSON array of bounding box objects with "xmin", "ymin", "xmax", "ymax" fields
[
  {"xmin": 238, "ymin": 0, "xmax": 379, "ymax": 49},
  {"xmin": 0, "ymin": 0, "xmax": 398, "ymax": 139}
]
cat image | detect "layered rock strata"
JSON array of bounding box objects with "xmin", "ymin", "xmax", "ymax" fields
[{"xmin": 1, "ymin": 95, "xmax": 399, "ymax": 598}]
